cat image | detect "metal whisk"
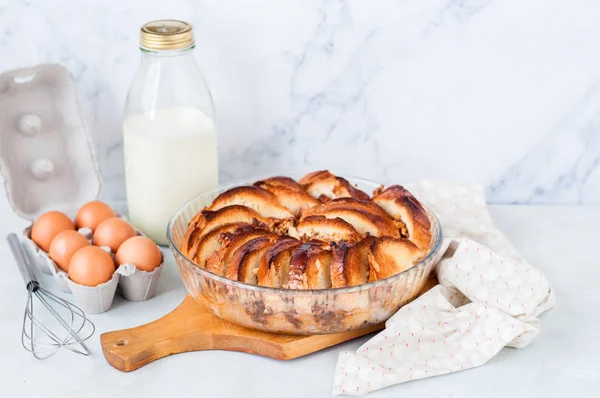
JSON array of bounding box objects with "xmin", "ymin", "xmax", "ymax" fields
[{"xmin": 7, "ymin": 234, "xmax": 95, "ymax": 359}]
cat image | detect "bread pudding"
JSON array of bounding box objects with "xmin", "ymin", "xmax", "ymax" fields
[{"xmin": 180, "ymin": 170, "xmax": 432, "ymax": 289}]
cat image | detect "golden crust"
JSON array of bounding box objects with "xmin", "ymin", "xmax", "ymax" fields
[
  {"xmin": 310, "ymin": 208, "xmax": 399, "ymax": 237},
  {"xmin": 305, "ymin": 247, "xmax": 333, "ymax": 289},
  {"xmin": 330, "ymin": 242, "xmax": 351, "ymax": 288},
  {"xmin": 191, "ymin": 205, "xmax": 269, "ymax": 236},
  {"xmin": 208, "ymin": 186, "xmax": 293, "ymax": 219},
  {"xmin": 305, "ymin": 197, "xmax": 392, "ymax": 220},
  {"xmin": 289, "ymin": 215, "xmax": 360, "ymax": 243},
  {"xmin": 256, "ymin": 176, "xmax": 305, "ymax": 191},
  {"xmin": 367, "ymin": 237, "xmax": 424, "ymax": 282},
  {"xmin": 257, "ymin": 237, "xmax": 300, "ymax": 287},
  {"xmin": 299, "ymin": 170, "xmax": 369, "ymax": 201},
  {"xmin": 301, "ymin": 198, "xmax": 400, "ymax": 237},
  {"xmin": 288, "ymin": 242, "xmax": 324, "ymax": 289},
  {"xmin": 372, "ymin": 185, "xmax": 431, "ymax": 250},
  {"xmin": 181, "ymin": 223, "xmax": 204, "ymax": 257},
  {"xmin": 189, "ymin": 223, "xmax": 248, "ymax": 267},
  {"xmin": 344, "ymin": 236, "xmax": 376, "ymax": 287},
  {"xmin": 181, "ymin": 209, "xmax": 245, "ymax": 256},
  {"xmin": 227, "ymin": 237, "xmax": 274, "ymax": 281},
  {"xmin": 206, "ymin": 228, "xmax": 277, "ymax": 277},
  {"xmin": 269, "ymin": 247, "xmax": 300, "ymax": 288},
  {"xmin": 329, "ymin": 237, "xmax": 376, "ymax": 288},
  {"xmin": 298, "ymin": 171, "xmax": 325, "ymax": 185},
  {"xmin": 254, "ymin": 177, "xmax": 320, "ymax": 216},
  {"xmin": 237, "ymin": 242, "xmax": 273, "ymax": 285}
]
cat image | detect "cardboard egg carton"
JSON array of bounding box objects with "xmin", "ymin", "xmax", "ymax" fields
[
  {"xmin": 0, "ymin": 64, "xmax": 163, "ymax": 314},
  {"xmin": 22, "ymin": 221, "xmax": 164, "ymax": 313}
]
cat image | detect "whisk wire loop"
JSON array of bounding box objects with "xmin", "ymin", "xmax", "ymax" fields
[{"xmin": 9, "ymin": 234, "xmax": 95, "ymax": 359}]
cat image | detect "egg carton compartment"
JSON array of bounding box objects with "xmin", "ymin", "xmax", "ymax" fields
[
  {"xmin": 67, "ymin": 261, "xmax": 164, "ymax": 314},
  {"xmin": 22, "ymin": 219, "xmax": 164, "ymax": 314}
]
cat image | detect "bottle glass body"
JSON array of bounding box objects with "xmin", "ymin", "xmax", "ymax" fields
[{"xmin": 124, "ymin": 46, "xmax": 218, "ymax": 245}]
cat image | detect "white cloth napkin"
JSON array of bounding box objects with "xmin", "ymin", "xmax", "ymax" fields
[{"xmin": 333, "ymin": 181, "xmax": 555, "ymax": 396}]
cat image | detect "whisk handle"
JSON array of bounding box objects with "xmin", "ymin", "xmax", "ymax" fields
[{"xmin": 7, "ymin": 233, "xmax": 36, "ymax": 287}]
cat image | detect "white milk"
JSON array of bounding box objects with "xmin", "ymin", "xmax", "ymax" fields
[{"xmin": 123, "ymin": 107, "xmax": 218, "ymax": 245}]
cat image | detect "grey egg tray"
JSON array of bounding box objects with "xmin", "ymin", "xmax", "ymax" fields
[
  {"xmin": 0, "ymin": 64, "xmax": 163, "ymax": 313},
  {"xmin": 22, "ymin": 221, "xmax": 164, "ymax": 313}
]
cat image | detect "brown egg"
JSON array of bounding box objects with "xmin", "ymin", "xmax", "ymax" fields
[
  {"xmin": 93, "ymin": 217, "xmax": 137, "ymax": 252},
  {"xmin": 115, "ymin": 236, "xmax": 162, "ymax": 272},
  {"xmin": 68, "ymin": 246, "xmax": 115, "ymax": 287},
  {"xmin": 31, "ymin": 211, "xmax": 75, "ymax": 252},
  {"xmin": 48, "ymin": 230, "xmax": 90, "ymax": 272},
  {"xmin": 75, "ymin": 201, "xmax": 116, "ymax": 231}
]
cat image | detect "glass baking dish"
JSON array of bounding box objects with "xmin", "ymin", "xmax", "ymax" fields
[{"xmin": 167, "ymin": 177, "xmax": 443, "ymax": 335}]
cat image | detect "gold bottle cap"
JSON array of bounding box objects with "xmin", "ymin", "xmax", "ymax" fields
[{"xmin": 140, "ymin": 20, "xmax": 194, "ymax": 51}]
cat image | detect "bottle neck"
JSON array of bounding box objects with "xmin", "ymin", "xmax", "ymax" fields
[
  {"xmin": 128, "ymin": 42, "xmax": 214, "ymax": 120},
  {"xmin": 140, "ymin": 44, "xmax": 196, "ymax": 58}
]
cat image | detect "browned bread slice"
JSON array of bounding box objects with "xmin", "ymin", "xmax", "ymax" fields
[
  {"xmin": 257, "ymin": 237, "xmax": 300, "ymax": 287},
  {"xmin": 254, "ymin": 177, "xmax": 320, "ymax": 216},
  {"xmin": 298, "ymin": 170, "xmax": 326, "ymax": 185},
  {"xmin": 189, "ymin": 205, "xmax": 269, "ymax": 237},
  {"xmin": 288, "ymin": 242, "xmax": 325, "ymax": 289},
  {"xmin": 299, "ymin": 170, "xmax": 369, "ymax": 201},
  {"xmin": 310, "ymin": 208, "xmax": 399, "ymax": 237},
  {"xmin": 288, "ymin": 215, "xmax": 360, "ymax": 243},
  {"xmin": 237, "ymin": 240, "xmax": 274, "ymax": 284},
  {"xmin": 301, "ymin": 198, "xmax": 400, "ymax": 237},
  {"xmin": 372, "ymin": 185, "xmax": 431, "ymax": 250},
  {"xmin": 330, "ymin": 242, "xmax": 351, "ymax": 288},
  {"xmin": 302, "ymin": 197, "xmax": 390, "ymax": 219},
  {"xmin": 181, "ymin": 209, "xmax": 229, "ymax": 255},
  {"xmin": 227, "ymin": 237, "xmax": 274, "ymax": 281},
  {"xmin": 188, "ymin": 207, "xmax": 207, "ymax": 228},
  {"xmin": 344, "ymin": 236, "xmax": 376, "ymax": 286},
  {"xmin": 181, "ymin": 223, "xmax": 203, "ymax": 258},
  {"xmin": 206, "ymin": 228, "xmax": 277, "ymax": 276},
  {"xmin": 367, "ymin": 237, "xmax": 424, "ymax": 282},
  {"xmin": 255, "ymin": 176, "xmax": 305, "ymax": 191},
  {"xmin": 188, "ymin": 223, "xmax": 248, "ymax": 267},
  {"xmin": 208, "ymin": 186, "xmax": 294, "ymax": 219},
  {"xmin": 329, "ymin": 237, "xmax": 376, "ymax": 288},
  {"xmin": 304, "ymin": 247, "xmax": 333, "ymax": 289},
  {"xmin": 264, "ymin": 239, "xmax": 302, "ymax": 288}
]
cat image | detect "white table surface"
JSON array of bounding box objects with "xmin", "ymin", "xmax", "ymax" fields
[{"xmin": 0, "ymin": 202, "xmax": 598, "ymax": 397}]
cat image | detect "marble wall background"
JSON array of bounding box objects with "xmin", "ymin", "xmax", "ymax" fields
[{"xmin": 1, "ymin": 0, "xmax": 599, "ymax": 205}]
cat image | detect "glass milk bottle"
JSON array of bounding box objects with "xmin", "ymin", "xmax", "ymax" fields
[{"xmin": 124, "ymin": 20, "xmax": 218, "ymax": 245}]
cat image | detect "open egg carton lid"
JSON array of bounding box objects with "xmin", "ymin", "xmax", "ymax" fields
[{"xmin": 0, "ymin": 63, "xmax": 101, "ymax": 220}]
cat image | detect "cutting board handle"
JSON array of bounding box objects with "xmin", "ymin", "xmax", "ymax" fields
[
  {"xmin": 101, "ymin": 295, "xmax": 305, "ymax": 371},
  {"xmin": 101, "ymin": 296, "xmax": 213, "ymax": 371}
]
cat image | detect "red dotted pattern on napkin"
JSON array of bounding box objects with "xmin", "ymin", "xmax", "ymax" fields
[{"xmin": 333, "ymin": 182, "xmax": 552, "ymax": 397}]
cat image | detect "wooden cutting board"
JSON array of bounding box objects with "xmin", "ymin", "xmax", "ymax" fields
[{"xmin": 101, "ymin": 276, "xmax": 438, "ymax": 372}]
